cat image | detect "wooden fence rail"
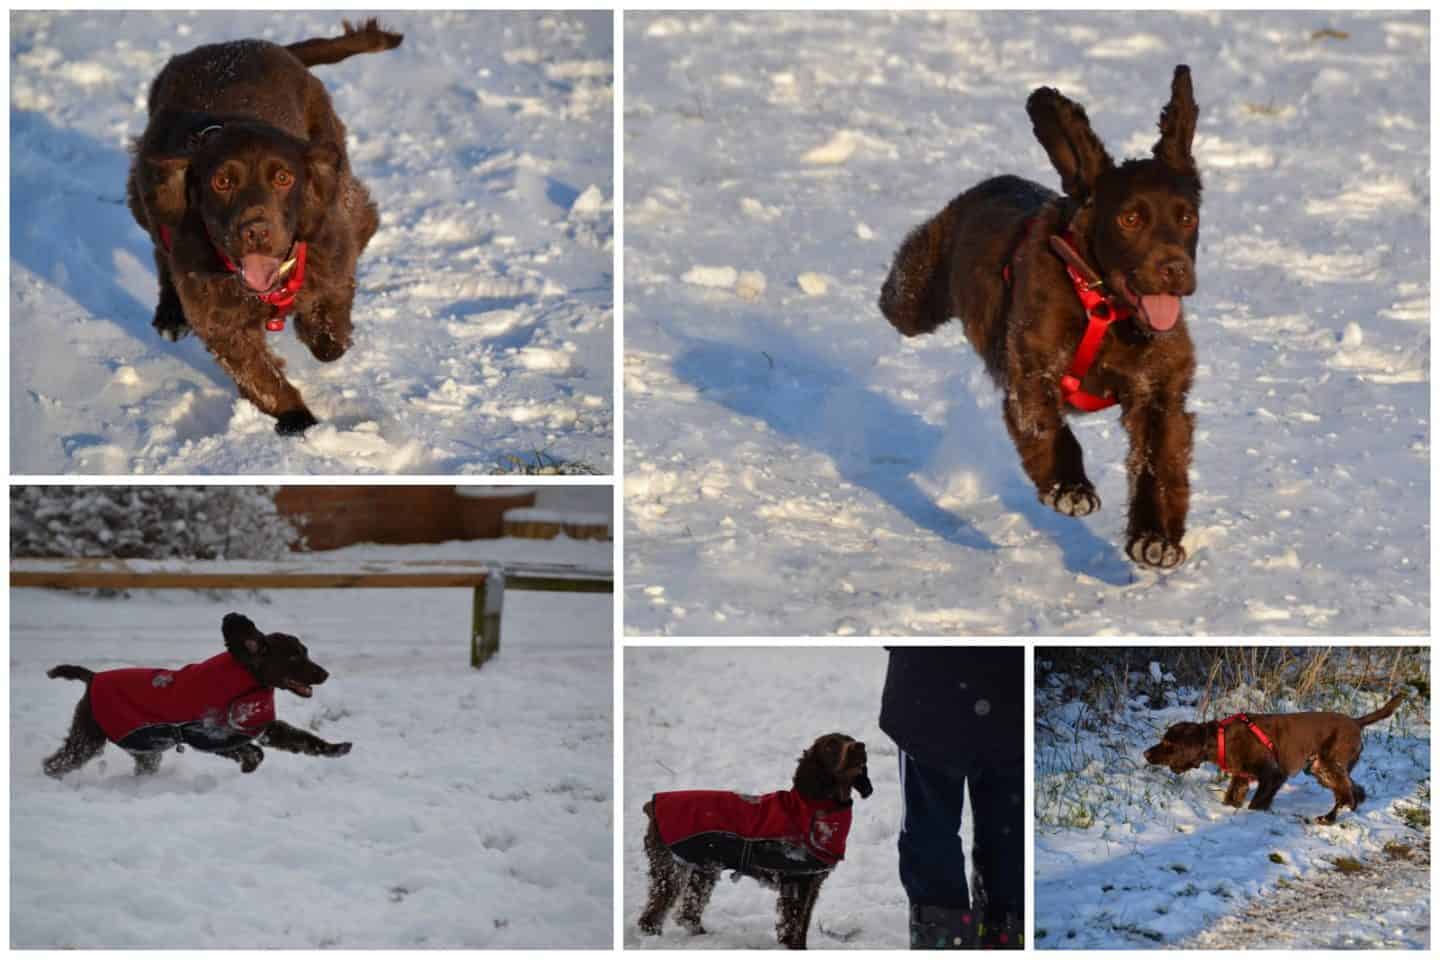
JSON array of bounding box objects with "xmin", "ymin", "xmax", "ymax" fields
[{"xmin": 10, "ymin": 558, "xmax": 613, "ymax": 668}]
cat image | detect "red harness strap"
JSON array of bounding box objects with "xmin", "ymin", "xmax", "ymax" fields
[
  {"xmin": 156, "ymin": 225, "xmax": 307, "ymax": 333},
  {"xmin": 1216, "ymin": 712, "xmax": 1277, "ymax": 780},
  {"xmin": 1002, "ymin": 223, "xmax": 1124, "ymax": 411}
]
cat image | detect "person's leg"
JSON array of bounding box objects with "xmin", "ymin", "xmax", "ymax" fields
[
  {"xmin": 898, "ymin": 750, "xmax": 977, "ymax": 948},
  {"xmin": 966, "ymin": 761, "xmax": 1025, "ymax": 948}
]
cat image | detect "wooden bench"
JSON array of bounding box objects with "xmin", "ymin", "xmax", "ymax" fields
[{"xmin": 10, "ymin": 558, "xmax": 613, "ymax": 668}]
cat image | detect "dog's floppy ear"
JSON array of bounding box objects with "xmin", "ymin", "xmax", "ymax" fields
[
  {"xmin": 792, "ymin": 742, "xmax": 834, "ymax": 799},
  {"xmin": 300, "ymin": 140, "xmax": 341, "ymax": 236},
  {"xmin": 1152, "ymin": 65, "xmax": 1199, "ymax": 177},
  {"xmin": 1027, "ymin": 86, "xmax": 1114, "ymax": 201},
  {"xmin": 142, "ymin": 154, "xmax": 191, "ymax": 228},
  {"xmin": 222, "ymin": 612, "xmax": 266, "ymax": 656},
  {"xmin": 879, "ymin": 209, "xmax": 955, "ymax": 338}
]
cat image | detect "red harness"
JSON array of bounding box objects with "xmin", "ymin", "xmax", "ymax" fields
[
  {"xmin": 157, "ymin": 224, "xmax": 307, "ymax": 333},
  {"xmin": 1216, "ymin": 713, "xmax": 1277, "ymax": 780},
  {"xmin": 1003, "ymin": 222, "xmax": 1126, "ymax": 411}
]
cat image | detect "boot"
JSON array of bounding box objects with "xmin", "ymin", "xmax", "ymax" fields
[
  {"xmin": 909, "ymin": 903, "xmax": 978, "ymax": 949},
  {"xmin": 978, "ymin": 907, "xmax": 1022, "ymax": 949}
]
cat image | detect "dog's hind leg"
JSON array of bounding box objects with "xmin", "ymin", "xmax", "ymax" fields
[
  {"xmin": 1311, "ymin": 758, "xmax": 1358, "ymax": 824},
  {"xmin": 260, "ymin": 720, "xmax": 352, "ymax": 758},
  {"xmin": 674, "ymin": 867, "xmax": 718, "ymax": 935},
  {"xmin": 639, "ymin": 818, "xmax": 681, "ymax": 935},
  {"xmin": 42, "ymin": 693, "xmax": 107, "ymax": 779}
]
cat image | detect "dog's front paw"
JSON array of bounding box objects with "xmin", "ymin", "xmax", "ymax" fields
[
  {"xmin": 152, "ymin": 302, "xmax": 191, "ymax": 342},
  {"xmin": 275, "ymin": 408, "xmax": 319, "ymax": 436},
  {"xmin": 327, "ymin": 742, "xmax": 353, "ymax": 758},
  {"xmin": 307, "ymin": 332, "xmax": 349, "ymax": 363},
  {"xmin": 638, "ymin": 919, "xmax": 663, "ymax": 937},
  {"xmin": 1126, "ymin": 533, "xmax": 1186, "ymax": 569},
  {"xmin": 1040, "ymin": 483, "xmax": 1100, "ymax": 517}
]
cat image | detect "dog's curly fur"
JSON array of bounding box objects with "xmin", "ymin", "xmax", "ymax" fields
[
  {"xmin": 639, "ymin": 733, "xmax": 871, "ymax": 949},
  {"xmin": 125, "ymin": 20, "xmax": 401, "ymax": 435},
  {"xmin": 880, "ymin": 66, "xmax": 1202, "ymax": 568}
]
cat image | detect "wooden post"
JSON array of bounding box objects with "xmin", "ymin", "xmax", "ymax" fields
[{"xmin": 471, "ymin": 572, "xmax": 504, "ymax": 669}]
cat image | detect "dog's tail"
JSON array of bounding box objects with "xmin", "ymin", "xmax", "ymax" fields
[
  {"xmin": 1354, "ymin": 692, "xmax": 1405, "ymax": 727},
  {"xmin": 286, "ymin": 19, "xmax": 403, "ymax": 68},
  {"xmin": 47, "ymin": 664, "xmax": 95, "ymax": 684},
  {"xmin": 879, "ymin": 206, "xmax": 957, "ymax": 337}
]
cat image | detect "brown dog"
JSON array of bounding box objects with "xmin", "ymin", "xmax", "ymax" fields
[
  {"xmin": 880, "ymin": 66, "xmax": 1201, "ymax": 568},
  {"xmin": 126, "ymin": 20, "xmax": 401, "ymax": 435},
  {"xmin": 1143, "ymin": 693, "xmax": 1405, "ymax": 823},
  {"xmin": 42, "ymin": 612, "xmax": 351, "ymax": 779},
  {"xmin": 639, "ymin": 733, "xmax": 872, "ymax": 949}
]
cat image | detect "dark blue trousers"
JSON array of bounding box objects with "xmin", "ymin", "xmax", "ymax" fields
[{"xmin": 898, "ymin": 750, "xmax": 1023, "ymax": 913}]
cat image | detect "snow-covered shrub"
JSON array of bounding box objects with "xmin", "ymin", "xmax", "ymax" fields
[{"xmin": 11, "ymin": 486, "xmax": 301, "ymax": 559}]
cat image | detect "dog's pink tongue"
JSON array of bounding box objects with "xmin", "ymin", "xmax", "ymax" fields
[
  {"xmin": 1142, "ymin": 294, "xmax": 1181, "ymax": 331},
  {"xmin": 241, "ymin": 254, "xmax": 282, "ymax": 292}
]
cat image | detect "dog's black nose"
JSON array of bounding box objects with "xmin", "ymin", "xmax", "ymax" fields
[{"xmin": 242, "ymin": 220, "xmax": 271, "ymax": 248}]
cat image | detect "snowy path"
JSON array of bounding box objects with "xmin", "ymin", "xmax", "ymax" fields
[
  {"xmin": 624, "ymin": 647, "xmax": 919, "ymax": 950},
  {"xmin": 1173, "ymin": 843, "xmax": 1430, "ymax": 949},
  {"xmin": 623, "ymin": 10, "xmax": 1428, "ymax": 634},
  {"xmin": 11, "ymin": 11, "xmax": 613, "ymax": 474},
  {"xmin": 11, "ymin": 587, "xmax": 612, "ymax": 947}
]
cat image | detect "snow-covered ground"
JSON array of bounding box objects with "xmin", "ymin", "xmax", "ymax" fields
[
  {"xmin": 10, "ymin": 544, "xmax": 613, "ymax": 947},
  {"xmin": 623, "ymin": 10, "xmax": 1429, "ymax": 634},
  {"xmin": 1034, "ymin": 658, "xmax": 1430, "ymax": 949},
  {"xmin": 624, "ymin": 646, "xmax": 945, "ymax": 950},
  {"xmin": 11, "ymin": 10, "xmax": 613, "ymax": 474}
]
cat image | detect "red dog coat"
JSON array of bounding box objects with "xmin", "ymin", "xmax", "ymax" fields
[
  {"xmin": 89, "ymin": 652, "xmax": 274, "ymax": 753},
  {"xmin": 652, "ymin": 789, "xmax": 852, "ymax": 874}
]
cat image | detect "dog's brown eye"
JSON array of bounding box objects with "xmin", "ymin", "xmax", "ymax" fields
[
  {"xmin": 1179, "ymin": 212, "xmax": 1197, "ymax": 228},
  {"xmin": 212, "ymin": 172, "xmax": 233, "ymax": 192},
  {"xmin": 274, "ymin": 170, "xmax": 294, "ymax": 188},
  {"xmin": 1118, "ymin": 210, "xmax": 1142, "ymax": 229}
]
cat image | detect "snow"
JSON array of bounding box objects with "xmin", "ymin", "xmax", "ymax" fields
[
  {"xmin": 11, "ymin": 11, "xmax": 613, "ymax": 474},
  {"xmin": 622, "ymin": 10, "xmax": 1429, "ymax": 635},
  {"xmin": 624, "ymin": 647, "xmax": 972, "ymax": 950},
  {"xmin": 1034, "ymin": 660, "xmax": 1430, "ymax": 949},
  {"xmin": 10, "ymin": 540, "xmax": 613, "ymax": 948}
]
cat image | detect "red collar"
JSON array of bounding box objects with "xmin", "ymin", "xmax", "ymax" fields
[
  {"xmin": 156, "ymin": 225, "xmax": 307, "ymax": 333},
  {"xmin": 1216, "ymin": 712, "xmax": 1276, "ymax": 779},
  {"xmin": 1002, "ymin": 221, "xmax": 1124, "ymax": 411}
]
